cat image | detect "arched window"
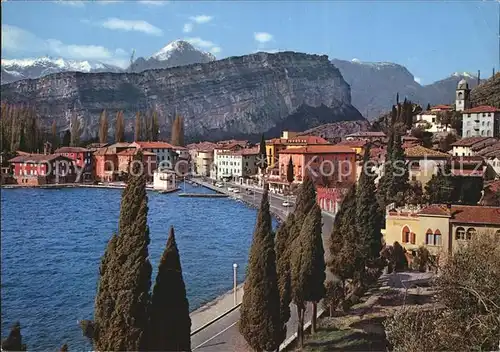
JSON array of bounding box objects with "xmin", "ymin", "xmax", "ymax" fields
[
  {"xmin": 434, "ymin": 230, "xmax": 442, "ymax": 246},
  {"xmin": 466, "ymin": 130, "xmax": 471, "ymax": 137},
  {"xmin": 425, "ymin": 229, "xmax": 433, "ymax": 245},
  {"xmin": 487, "ymin": 130, "xmax": 491, "ymax": 136},
  {"xmin": 402, "ymin": 226, "xmax": 410, "ymax": 243},
  {"xmin": 466, "ymin": 228, "xmax": 476, "ymax": 240},
  {"xmin": 456, "ymin": 227, "xmax": 466, "ymax": 240},
  {"xmin": 458, "ymin": 92, "xmax": 463, "ymax": 99}
]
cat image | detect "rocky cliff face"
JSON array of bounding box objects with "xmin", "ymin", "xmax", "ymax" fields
[
  {"xmin": 470, "ymin": 73, "xmax": 500, "ymax": 108},
  {"xmin": 1, "ymin": 51, "xmax": 364, "ymax": 141}
]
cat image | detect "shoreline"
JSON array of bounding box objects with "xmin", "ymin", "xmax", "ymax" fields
[{"xmin": 1, "ymin": 183, "xmax": 180, "ymax": 193}]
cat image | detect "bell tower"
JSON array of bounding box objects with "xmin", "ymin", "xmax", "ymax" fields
[{"xmin": 455, "ymin": 78, "xmax": 470, "ymax": 112}]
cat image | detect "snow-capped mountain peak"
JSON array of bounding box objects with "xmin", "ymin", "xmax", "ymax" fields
[
  {"xmin": 151, "ymin": 40, "xmax": 216, "ymax": 61},
  {"xmin": 452, "ymin": 71, "xmax": 477, "ymax": 79}
]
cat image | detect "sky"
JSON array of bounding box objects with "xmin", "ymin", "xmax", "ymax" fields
[{"xmin": 2, "ymin": 0, "xmax": 499, "ymax": 84}]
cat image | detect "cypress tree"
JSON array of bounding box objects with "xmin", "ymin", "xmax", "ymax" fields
[
  {"xmin": 426, "ymin": 103, "xmax": 431, "ymax": 111},
  {"xmin": 99, "ymin": 109, "xmax": 108, "ymax": 144},
  {"xmin": 286, "ymin": 156, "xmax": 294, "ymax": 184},
  {"xmin": 1, "ymin": 322, "xmax": 27, "ymax": 351},
  {"xmin": 70, "ymin": 113, "xmax": 80, "ymax": 147},
  {"xmin": 60, "ymin": 343, "xmax": 69, "ymax": 352},
  {"xmin": 275, "ymin": 214, "xmax": 294, "ymax": 343},
  {"xmin": 356, "ymin": 145, "xmax": 383, "ymax": 260},
  {"xmin": 171, "ymin": 116, "xmax": 180, "ymax": 146},
  {"xmin": 149, "ymin": 227, "xmax": 191, "ymax": 352},
  {"xmin": 259, "ymin": 133, "xmax": 268, "ymax": 174},
  {"xmin": 178, "ymin": 116, "xmax": 185, "ymax": 146},
  {"xmin": 151, "ymin": 110, "xmax": 159, "ymax": 142},
  {"xmin": 51, "ymin": 120, "xmax": 60, "ymax": 149},
  {"xmin": 90, "ymin": 151, "xmax": 152, "ymax": 351},
  {"xmin": 239, "ymin": 186, "xmax": 282, "ymax": 351},
  {"xmin": 302, "ymin": 203, "xmax": 325, "ymax": 334},
  {"xmin": 134, "ymin": 112, "xmax": 142, "ymax": 141},
  {"xmin": 62, "ymin": 130, "xmax": 71, "ymax": 147},
  {"xmin": 115, "ymin": 111, "xmax": 125, "ymax": 143},
  {"xmin": 387, "ymin": 132, "xmax": 409, "ymax": 205}
]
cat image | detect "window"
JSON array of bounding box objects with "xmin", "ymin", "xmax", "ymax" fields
[
  {"xmin": 466, "ymin": 228, "xmax": 476, "ymax": 240},
  {"xmin": 456, "ymin": 227, "xmax": 466, "ymax": 240},
  {"xmin": 426, "ymin": 229, "xmax": 434, "ymax": 245},
  {"xmin": 434, "ymin": 230, "xmax": 442, "ymax": 246},
  {"xmin": 402, "ymin": 226, "xmax": 410, "ymax": 243},
  {"xmin": 410, "ymin": 232, "xmax": 416, "ymax": 244},
  {"xmin": 495, "ymin": 230, "xmax": 500, "ymax": 242}
]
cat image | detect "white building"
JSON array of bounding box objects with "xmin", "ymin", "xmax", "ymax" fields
[
  {"xmin": 461, "ymin": 105, "xmax": 500, "ymax": 138},
  {"xmin": 213, "ymin": 147, "xmax": 259, "ymax": 182},
  {"xmin": 130, "ymin": 141, "xmax": 178, "ymax": 169},
  {"xmin": 153, "ymin": 169, "xmax": 177, "ymax": 191},
  {"xmin": 450, "ymin": 137, "xmax": 497, "ymax": 157},
  {"xmin": 455, "ymin": 78, "xmax": 471, "ymax": 112},
  {"xmin": 210, "ymin": 141, "xmax": 247, "ymax": 180},
  {"xmin": 414, "ymin": 105, "xmax": 455, "ymax": 133}
]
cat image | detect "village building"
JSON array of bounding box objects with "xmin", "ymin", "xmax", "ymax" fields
[
  {"xmin": 129, "ymin": 141, "xmax": 178, "ymax": 168},
  {"xmin": 450, "ymin": 137, "xmax": 497, "ymax": 157},
  {"xmin": 93, "ymin": 142, "xmax": 134, "ymax": 182},
  {"xmin": 9, "ymin": 153, "xmax": 76, "ymax": 186},
  {"xmin": 210, "ymin": 141, "xmax": 248, "ymax": 180},
  {"xmin": 265, "ymin": 132, "xmax": 329, "ymax": 168},
  {"xmin": 153, "ymin": 169, "xmax": 177, "ymax": 191},
  {"xmin": 55, "ymin": 146, "xmax": 93, "ymax": 181},
  {"xmin": 404, "ymin": 145, "xmax": 451, "ymax": 185},
  {"xmin": 344, "ymin": 131, "xmax": 386, "ymax": 142},
  {"xmin": 414, "ymin": 104, "xmax": 455, "ymax": 133},
  {"xmin": 383, "ymin": 204, "xmax": 500, "ymax": 261},
  {"xmin": 462, "ymin": 106, "xmax": 500, "ymax": 138},
  {"xmin": 316, "ymin": 186, "xmax": 349, "ymax": 214},
  {"xmin": 266, "ymin": 145, "xmax": 357, "ymax": 194},
  {"xmin": 212, "ymin": 147, "xmax": 259, "ymax": 183},
  {"xmin": 187, "ymin": 142, "xmax": 218, "ymax": 177}
]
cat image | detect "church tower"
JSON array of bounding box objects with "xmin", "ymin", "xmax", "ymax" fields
[{"xmin": 455, "ymin": 78, "xmax": 470, "ymax": 112}]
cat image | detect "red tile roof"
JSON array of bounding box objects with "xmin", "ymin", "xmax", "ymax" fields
[
  {"xmin": 186, "ymin": 141, "xmax": 219, "ymax": 152},
  {"xmin": 404, "ymin": 145, "xmax": 450, "ymax": 159},
  {"xmin": 345, "ymin": 131, "xmax": 386, "ymax": 138},
  {"xmin": 463, "ymin": 105, "xmax": 500, "ymax": 114},
  {"xmin": 451, "ymin": 137, "xmax": 495, "ymax": 147},
  {"xmin": 117, "ymin": 149, "xmax": 156, "ymax": 156},
  {"xmin": 419, "ymin": 204, "xmax": 500, "ymax": 225},
  {"xmin": 9, "ymin": 154, "xmax": 72, "ymax": 163},
  {"xmin": 280, "ymin": 145, "xmax": 356, "ymax": 154},
  {"xmin": 55, "ymin": 147, "xmax": 90, "ymax": 153},
  {"xmin": 336, "ymin": 140, "xmax": 368, "ymax": 148},
  {"xmin": 267, "ymin": 135, "xmax": 330, "ymax": 145},
  {"xmin": 133, "ymin": 141, "xmax": 174, "ymax": 149},
  {"xmin": 431, "ymin": 105, "xmax": 453, "ymax": 110}
]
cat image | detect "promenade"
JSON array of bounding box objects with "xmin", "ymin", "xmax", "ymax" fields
[{"xmin": 190, "ymin": 178, "xmax": 335, "ymax": 351}]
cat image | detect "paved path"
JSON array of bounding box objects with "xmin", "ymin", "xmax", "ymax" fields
[{"xmin": 190, "ymin": 178, "xmax": 336, "ymax": 351}]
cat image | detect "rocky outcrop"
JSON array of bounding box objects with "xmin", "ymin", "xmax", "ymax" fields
[
  {"xmin": 300, "ymin": 120, "xmax": 371, "ymax": 140},
  {"xmin": 1, "ymin": 51, "xmax": 364, "ymax": 141}
]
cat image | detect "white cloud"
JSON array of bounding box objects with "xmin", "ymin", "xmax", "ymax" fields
[
  {"xmin": 1, "ymin": 24, "xmax": 128, "ymax": 68},
  {"xmin": 414, "ymin": 76, "xmax": 422, "ymax": 84},
  {"xmin": 183, "ymin": 23, "xmax": 193, "ymax": 33},
  {"xmin": 210, "ymin": 46, "xmax": 221, "ymax": 54},
  {"xmin": 254, "ymin": 32, "xmax": 273, "ymax": 43},
  {"xmin": 184, "ymin": 37, "xmax": 220, "ymax": 56},
  {"xmin": 101, "ymin": 18, "xmax": 163, "ymax": 36},
  {"xmin": 53, "ymin": 0, "xmax": 85, "ymax": 7},
  {"xmin": 139, "ymin": 0, "xmax": 169, "ymax": 6},
  {"xmin": 189, "ymin": 15, "xmax": 213, "ymax": 24}
]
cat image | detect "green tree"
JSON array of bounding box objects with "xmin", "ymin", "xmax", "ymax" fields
[
  {"xmin": 275, "ymin": 214, "xmax": 294, "ymax": 344},
  {"xmin": 426, "ymin": 103, "xmax": 431, "ymax": 111},
  {"xmin": 51, "ymin": 120, "xmax": 60, "ymax": 149},
  {"xmin": 239, "ymin": 186, "xmax": 282, "ymax": 351},
  {"xmin": 148, "ymin": 226, "xmax": 191, "ymax": 351},
  {"xmin": 151, "ymin": 110, "xmax": 159, "ymax": 142},
  {"xmin": 1, "ymin": 322, "xmax": 27, "ymax": 351},
  {"xmin": 70, "ymin": 113, "xmax": 80, "ymax": 147},
  {"xmin": 99, "ymin": 109, "xmax": 108, "ymax": 144},
  {"xmin": 84, "ymin": 151, "xmax": 152, "ymax": 351},
  {"xmin": 357, "ymin": 145, "xmax": 383, "ymax": 260},
  {"xmin": 115, "ymin": 111, "xmax": 125, "ymax": 143},
  {"xmin": 425, "ymin": 164, "xmax": 454, "ymax": 204},
  {"xmin": 134, "ymin": 112, "xmax": 142, "ymax": 141},
  {"xmin": 62, "ymin": 130, "xmax": 71, "ymax": 147},
  {"xmin": 387, "ymin": 132, "xmax": 409, "ymax": 206},
  {"xmin": 286, "ymin": 156, "xmax": 294, "ymax": 184},
  {"xmin": 171, "ymin": 116, "xmax": 183, "ymax": 146},
  {"xmin": 258, "ymin": 133, "xmax": 268, "ymax": 174}
]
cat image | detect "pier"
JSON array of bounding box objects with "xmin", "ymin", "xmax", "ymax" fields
[{"xmin": 178, "ymin": 193, "xmax": 228, "ymax": 198}]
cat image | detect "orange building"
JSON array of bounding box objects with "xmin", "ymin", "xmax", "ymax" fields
[{"xmin": 267, "ymin": 145, "xmax": 357, "ymax": 193}]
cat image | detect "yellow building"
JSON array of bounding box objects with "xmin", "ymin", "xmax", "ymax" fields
[
  {"xmin": 265, "ymin": 131, "xmax": 329, "ymax": 168},
  {"xmin": 383, "ymin": 204, "xmax": 500, "ymax": 258}
]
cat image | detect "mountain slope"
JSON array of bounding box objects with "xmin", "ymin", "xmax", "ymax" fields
[
  {"xmin": 470, "ymin": 73, "xmax": 500, "ymax": 108},
  {"xmin": 331, "ymin": 58, "xmax": 479, "ymax": 119},
  {"xmin": 1, "ymin": 51, "xmax": 364, "ymax": 142}
]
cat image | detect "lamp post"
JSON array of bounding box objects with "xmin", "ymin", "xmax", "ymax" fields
[{"xmin": 233, "ymin": 263, "xmax": 238, "ymax": 306}]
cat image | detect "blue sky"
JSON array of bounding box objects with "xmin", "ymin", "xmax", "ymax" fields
[{"xmin": 2, "ymin": 0, "xmax": 499, "ymax": 84}]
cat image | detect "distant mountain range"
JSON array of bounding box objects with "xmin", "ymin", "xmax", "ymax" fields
[
  {"xmin": 331, "ymin": 59, "xmax": 481, "ymax": 119},
  {"xmin": 1, "ymin": 41, "xmax": 484, "ymax": 122},
  {"xmin": 1, "ymin": 40, "xmax": 215, "ymax": 84}
]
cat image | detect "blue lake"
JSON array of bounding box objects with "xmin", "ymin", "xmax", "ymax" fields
[{"xmin": 1, "ymin": 185, "xmax": 275, "ymax": 350}]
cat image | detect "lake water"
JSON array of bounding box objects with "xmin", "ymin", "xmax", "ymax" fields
[{"xmin": 1, "ymin": 185, "xmax": 275, "ymax": 350}]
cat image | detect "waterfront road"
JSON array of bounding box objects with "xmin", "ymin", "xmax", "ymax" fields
[{"xmin": 191, "ymin": 179, "xmax": 336, "ymax": 351}]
